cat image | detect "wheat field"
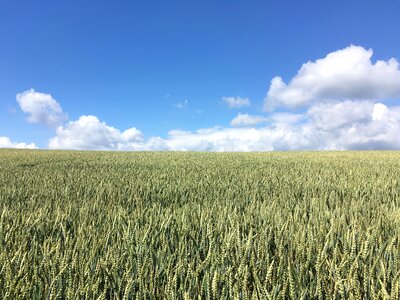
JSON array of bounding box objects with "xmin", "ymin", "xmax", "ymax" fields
[{"xmin": 1, "ymin": 149, "xmax": 400, "ymax": 299}]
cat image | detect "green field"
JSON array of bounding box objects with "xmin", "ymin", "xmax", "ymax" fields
[{"xmin": 1, "ymin": 149, "xmax": 400, "ymax": 299}]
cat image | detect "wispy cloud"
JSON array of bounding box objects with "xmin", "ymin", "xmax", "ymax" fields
[
  {"xmin": 174, "ymin": 99, "xmax": 188, "ymax": 109},
  {"xmin": 230, "ymin": 113, "xmax": 267, "ymax": 127},
  {"xmin": 222, "ymin": 96, "xmax": 250, "ymax": 108}
]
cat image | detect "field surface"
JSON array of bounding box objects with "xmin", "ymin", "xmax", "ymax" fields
[{"xmin": 1, "ymin": 149, "xmax": 400, "ymax": 299}]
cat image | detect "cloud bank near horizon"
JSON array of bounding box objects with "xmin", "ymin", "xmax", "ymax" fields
[
  {"xmin": 48, "ymin": 115, "xmax": 143, "ymax": 150},
  {"xmin": 2, "ymin": 45, "xmax": 400, "ymax": 151},
  {"xmin": 0, "ymin": 136, "xmax": 37, "ymax": 149}
]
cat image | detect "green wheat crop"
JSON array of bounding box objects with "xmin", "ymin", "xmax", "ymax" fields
[{"xmin": 1, "ymin": 149, "xmax": 400, "ymax": 299}]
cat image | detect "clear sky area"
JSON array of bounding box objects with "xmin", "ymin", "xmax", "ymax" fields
[{"xmin": 1, "ymin": 0, "xmax": 400, "ymax": 150}]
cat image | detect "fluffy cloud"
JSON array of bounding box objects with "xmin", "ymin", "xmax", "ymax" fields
[
  {"xmin": 48, "ymin": 115, "xmax": 143, "ymax": 150},
  {"xmin": 158, "ymin": 125, "xmax": 318, "ymax": 151},
  {"xmin": 264, "ymin": 45, "xmax": 400, "ymax": 111},
  {"xmin": 17, "ymin": 89, "xmax": 68, "ymax": 127},
  {"xmin": 47, "ymin": 100, "xmax": 400, "ymax": 152},
  {"xmin": 47, "ymin": 115, "xmax": 313, "ymax": 151},
  {"xmin": 223, "ymin": 96, "xmax": 251, "ymax": 108},
  {"xmin": 327, "ymin": 104, "xmax": 400, "ymax": 150},
  {"xmin": 230, "ymin": 113, "xmax": 268, "ymax": 126},
  {"xmin": 156, "ymin": 103, "xmax": 400, "ymax": 151},
  {"xmin": 307, "ymin": 100, "xmax": 375, "ymax": 131},
  {"xmin": 0, "ymin": 137, "xmax": 37, "ymax": 149}
]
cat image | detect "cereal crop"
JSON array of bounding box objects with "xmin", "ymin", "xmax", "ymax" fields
[{"xmin": 1, "ymin": 149, "xmax": 400, "ymax": 299}]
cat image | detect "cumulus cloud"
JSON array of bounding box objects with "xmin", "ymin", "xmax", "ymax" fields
[
  {"xmin": 327, "ymin": 104, "xmax": 400, "ymax": 150},
  {"xmin": 155, "ymin": 103, "xmax": 400, "ymax": 151},
  {"xmin": 156, "ymin": 126, "xmax": 314, "ymax": 151},
  {"xmin": 230, "ymin": 113, "xmax": 267, "ymax": 127},
  {"xmin": 47, "ymin": 101, "xmax": 400, "ymax": 152},
  {"xmin": 223, "ymin": 96, "xmax": 251, "ymax": 108},
  {"xmin": 47, "ymin": 115, "xmax": 309, "ymax": 151},
  {"xmin": 17, "ymin": 89, "xmax": 68, "ymax": 127},
  {"xmin": 48, "ymin": 115, "xmax": 143, "ymax": 150},
  {"xmin": 0, "ymin": 137, "xmax": 37, "ymax": 149},
  {"xmin": 307, "ymin": 100, "xmax": 375, "ymax": 131},
  {"xmin": 264, "ymin": 45, "xmax": 400, "ymax": 111}
]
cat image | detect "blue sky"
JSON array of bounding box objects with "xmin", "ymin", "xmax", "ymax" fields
[{"xmin": 1, "ymin": 0, "xmax": 400, "ymax": 151}]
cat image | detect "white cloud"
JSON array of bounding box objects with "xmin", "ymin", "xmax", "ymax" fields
[
  {"xmin": 223, "ymin": 96, "xmax": 251, "ymax": 108},
  {"xmin": 372, "ymin": 103, "xmax": 390, "ymax": 121},
  {"xmin": 17, "ymin": 89, "xmax": 68, "ymax": 127},
  {"xmin": 307, "ymin": 100, "xmax": 374, "ymax": 131},
  {"xmin": 47, "ymin": 101, "xmax": 400, "ymax": 152},
  {"xmin": 264, "ymin": 45, "xmax": 400, "ymax": 111},
  {"xmin": 230, "ymin": 113, "xmax": 267, "ymax": 127},
  {"xmin": 329, "ymin": 104, "xmax": 400, "ymax": 150},
  {"xmin": 156, "ymin": 103, "xmax": 400, "ymax": 151},
  {"xmin": 48, "ymin": 115, "xmax": 143, "ymax": 150},
  {"xmin": 150, "ymin": 124, "xmax": 324, "ymax": 151},
  {"xmin": 47, "ymin": 115, "xmax": 311, "ymax": 151},
  {"xmin": 0, "ymin": 136, "xmax": 37, "ymax": 149},
  {"xmin": 269, "ymin": 112, "xmax": 303, "ymax": 124},
  {"xmin": 161, "ymin": 127, "xmax": 276, "ymax": 151}
]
